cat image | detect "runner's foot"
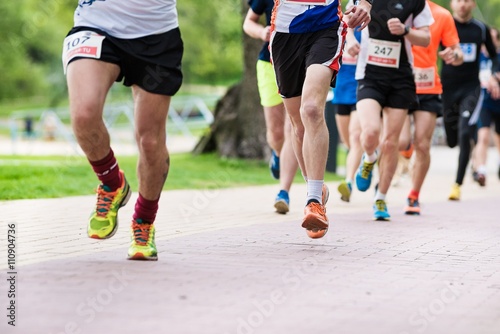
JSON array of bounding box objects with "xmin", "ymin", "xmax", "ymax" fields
[{"xmin": 88, "ymin": 170, "xmax": 131, "ymax": 239}]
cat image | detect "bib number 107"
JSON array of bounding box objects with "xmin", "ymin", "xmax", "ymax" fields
[
  {"xmin": 62, "ymin": 31, "xmax": 105, "ymax": 73},
  {"xmin": 65, "ymin": 35, "xmax": 91, "ymax": 50}
]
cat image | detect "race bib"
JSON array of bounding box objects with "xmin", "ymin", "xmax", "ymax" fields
[
  {"xmin": 62, "ymin": 31, "xmax": 105, "ymax": 73},
  {"xmin": 283, "ymin": 0, "xmax": 328, "ymax": 5},
  {"xmin": 367, "ymin": 38, "xmax": 401, "ymax": 69},
  {"xmin": 414, "ymin": 67, "xmax": 435, "ymax": 89},
  {"xmin": 460, "ymin": 43, "xmax": 477, "ymax": 63}
]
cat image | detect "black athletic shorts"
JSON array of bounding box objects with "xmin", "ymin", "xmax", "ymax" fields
[
  {"xmin": 357, "ymin": 77, "xmax": 417, "ymax": 110},
  {"xmin": 66, "ymin": 26, "xmax": 183, "ymax": 96},
  {"xmin": 333, "ymin": 103, "xmax": 356, "ymax": 116},
  {"xmin": 270, "ymin": 22, "xmax": 344, "ymax": 98},
  {"xmin": 478, "ymin": 104, "xmax": 500, "ymax": 134},
  {"xmin": 410, "ymin": 94, "xmax": 443, "ymax": 116}
]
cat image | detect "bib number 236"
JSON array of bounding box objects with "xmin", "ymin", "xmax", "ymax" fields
[{"xmin": 62, "ymin": 31, "xmax": 105, "ymax": 73}]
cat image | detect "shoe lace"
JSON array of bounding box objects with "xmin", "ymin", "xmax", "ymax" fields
[
  {"xmin": 361, "ymin": 162, "xmax": 374, "ymax": 178},
  {"xmin": 95, "ymin": 186, "xmax": 117, "ymax": 217},
  {"xmin": 307, "ymin": 202, "xmax": 327, "ymax": 218},
  {"xmin": 375, "ymin": 200, "xmax": 386, "ymax": 211},
  {"xmin": 132, "ymin": 220, "xmax": 152, "ymax": 246}
]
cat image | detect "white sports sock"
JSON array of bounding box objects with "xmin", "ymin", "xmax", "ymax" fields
[
  {"xmin": 477, "ymin": 165, "xmax": 487, "ymax": 175},
  {"xmin": 374, "ymin": 190, "xmax": 386, "ymax": 202},
  {"xmin": 306, "ymin": 180, "xmax": 323, "ymax": 204},
  {"xmin": 364, "ymin": 151, "xmax": 378, "ymax": 163}
]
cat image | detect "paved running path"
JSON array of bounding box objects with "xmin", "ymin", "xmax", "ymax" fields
[{"xmin": 0, "ymin": 146, "xmax": 499, "ymax": 334}]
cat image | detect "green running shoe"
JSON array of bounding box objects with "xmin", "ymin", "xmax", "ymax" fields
[
  {"xmin": 127, "ymin": 219, "xmax": 158, "ymax": 261},
  {"xmin": 88, "ymin": 170, "xmax": 131, "ymax": 239}
]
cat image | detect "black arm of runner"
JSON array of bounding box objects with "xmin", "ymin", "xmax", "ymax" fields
[{"xmin": 484, "ymin": 25, "xmax": 500, "ymax": 75}]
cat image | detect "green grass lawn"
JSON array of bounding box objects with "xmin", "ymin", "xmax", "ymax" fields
[{"xmin": 0, "ymin": 152, "xmax": 344, "ymax": 200}]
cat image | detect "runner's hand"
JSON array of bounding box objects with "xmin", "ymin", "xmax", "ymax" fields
[
  {"xmin": 387, "ymin": 18, "xmax": 406, "ymax": 36},
  {"xmin": 438, "ymin": 47, "xmax": 456, "ymax": 65},
  {"xmin": 487, "ymin": 75, "xmax": 500, "ymax": 100},
  {"xmin": 261, "ymin": 26, "xmax": 271, "ymax": 42},
  {"xmin": 347, "ymin": 40, "xmax": 360, "ymax": 57},
  {"xmin": 345, "ymin": 1, "xmax": 371, "ymax": 30}
]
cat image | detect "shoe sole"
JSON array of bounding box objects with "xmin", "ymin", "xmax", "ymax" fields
[
  {"xmin": 404, "ymin": 205, "xmax": 420, "ymax": 215},
  {"xmin": 302, "ymin": 213, "xmax": 329, "ymax": 230},
  {"xmin": 274, "ymin": 200, "xmax": 289, "ymax": 214},
  {"xmin": 448, "ymin": 197, "xmax": 460, "ymax": 201},
  {"xmin": 127, "ymin": 252, "xmax": 158, "ymax": 261},
  {"xmin": 373, "ymin": 216, "xmax": 391, "ymax": 221},
  {"xmin": 337, "ymin": 183, "xmax": 351, "ymax": 202},
  {"xmin": 89, "ymin": 182, "xmax": 132, "ymax": 240},
  {"xmin": 306, "ymin": 227, "xmax": 328, "ymax": 239}
]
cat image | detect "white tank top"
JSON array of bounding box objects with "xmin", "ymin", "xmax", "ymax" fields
[{"xmin": 74, "ymin": 0, "xmax": 178, "ymax": 39}]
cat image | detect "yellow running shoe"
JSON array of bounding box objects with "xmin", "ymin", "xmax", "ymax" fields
[
  {"xmin": 88, "ymin": 170, "xmax": 131, "ymax": 239},
  {"xmin": 448, "ymin": 183, "xmax": 460, "ymax": 201},
  {"xmin": 337, "ymin": 181, "xmax": 352, "ymax": 202},
  {"xmin": 127, "ymin": 219, "xmax": 158, "ymax": 261}
]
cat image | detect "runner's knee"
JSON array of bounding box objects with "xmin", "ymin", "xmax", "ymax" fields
[
  {"xmin": 136, "ymin": 132, "xmax": 165, "ymax": 155},
  {"xmin": 71, "ymin": 103, "xmax": 103, "ymax": 130},
  {"xmin": 414, "ymin": 140, "xmax": 431, "ymax": 155},
  {"xmin": 300, "ymin": 102, "xmax": 323, "ymax": 125},
  {"xmin": 381, "ymin": 137, "xmax": 398, "ymax": 153}
]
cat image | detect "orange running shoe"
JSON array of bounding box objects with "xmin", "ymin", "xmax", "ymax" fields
[
  {"xmin": 404, "ymin": 197, "xmax": 421, "ymax": 215},
  {"xmin": 302, "ymin": 202, "xmax": 329, "ymax": 239},
  {"xmin": 400, "ymin": 143, "xmax": 414, "ymax": 159},
  {"xmin": 322, "ymin": 183, "xmax": 330, "ymax": 206}
]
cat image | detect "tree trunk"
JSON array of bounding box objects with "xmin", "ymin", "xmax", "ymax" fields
[{"xmin": 193, "ymin": 0, "xmax": 268, "ymax": 159}]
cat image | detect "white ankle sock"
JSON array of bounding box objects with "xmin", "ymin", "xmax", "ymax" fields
[
  {"xmin": 477, "ymin": 165, "xmax": 487, "ymax": 174},
  {"xmin": 364, "ymin": 152, "xmax": 378, "ymax": 163},
  {"xmin": 306, "ymin": 180, "xmax": 323, "ymax": 204},
  {"xmin": 374, "ymin": 190, "xmax": 386, "ymax": 202}
]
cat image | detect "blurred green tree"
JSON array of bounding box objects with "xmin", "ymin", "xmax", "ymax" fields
[{"xmin": 0, "ymin": 0, "xmax": 244, "ymax": 104}]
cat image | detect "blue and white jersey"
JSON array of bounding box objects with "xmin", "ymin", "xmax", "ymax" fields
[
  {"xmin": 74, "ymin": 0, "xmax": 178, "ymax": 39},
  {"xmin": 271, "ymin": 0, "xmax": 342, "ymax": 34}
]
